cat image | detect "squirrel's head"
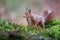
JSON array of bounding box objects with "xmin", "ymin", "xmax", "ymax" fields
[{"xmin": 23, "ymin": 8, "xmax": 31, "ymax": 18}]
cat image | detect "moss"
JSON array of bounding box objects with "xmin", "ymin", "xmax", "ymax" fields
[{"xmin": 0, "ymin": 19, "xmax": 60, "ymax": 40}]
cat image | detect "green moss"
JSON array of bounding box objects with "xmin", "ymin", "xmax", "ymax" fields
[{"xmin": 0, "ymin": 19, "xmax": 60, "ymax": 40}]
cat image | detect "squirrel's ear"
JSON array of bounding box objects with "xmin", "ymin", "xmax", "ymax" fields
[
  {"xmin": 26, "ymin": 8, "xmax": 28, "ymax": 11},
  {"xmin": 28, "ymin": 9, "xmax": 31, "ymax": 13},
  {"xmin": 26, "ymin": 8, "xmax": 31, "ymax": 13}
]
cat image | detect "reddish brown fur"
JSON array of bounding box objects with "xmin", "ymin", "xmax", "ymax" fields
[
  {"xmin": 43, "ymin": 9, "xmax": 55, "ymax": 24},
  {"xmin": 23, "ymin": 8, "xmax": 55, "ymax": 28},
  {"xmin": 38, "ymin": 9, "xmax": 55, "ymax": 28}
]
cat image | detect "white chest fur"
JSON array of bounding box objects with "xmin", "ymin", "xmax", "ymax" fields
[{"xmin": 27, "ymin": 18, "xmax": 32, "ymax": 25}]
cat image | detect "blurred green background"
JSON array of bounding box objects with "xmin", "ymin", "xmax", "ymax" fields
[
  {"xmin": 0, "ymin": 0, "xmax": 60, "ymax": 25},
  {"xmin": 0, "ymin": 0, "xmax": 45, "ymax": 25}
]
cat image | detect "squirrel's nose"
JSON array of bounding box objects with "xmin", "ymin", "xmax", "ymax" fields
[
  {"xmin": 23, "ymin": 15, "xmax": 25, "ymax": 17},
  {"xmin": 23, "ymin": 15, "xmax": 26, "ymax": 18}
]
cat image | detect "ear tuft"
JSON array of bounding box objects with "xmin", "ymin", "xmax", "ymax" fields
[
  {"xmin": 26, "ymin": 8, "xmax": 31, "ymax": 13},
  {"xmin": 28, "ymin": 9, "xmax": 31, "ymax": 13}
]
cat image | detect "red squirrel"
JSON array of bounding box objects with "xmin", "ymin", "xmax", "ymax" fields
[{"xmin": 23, "ymin": 8, "xmax": 55, "ymax": 28}]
